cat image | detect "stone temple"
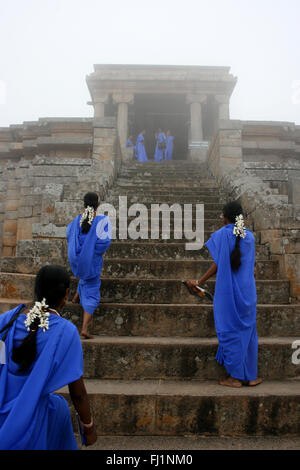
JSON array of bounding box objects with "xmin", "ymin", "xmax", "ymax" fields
[{"xmin": 0, "ymin": 64, "xmax": 299, "ymax": 438}]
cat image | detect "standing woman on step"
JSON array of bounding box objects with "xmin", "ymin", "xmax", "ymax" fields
[
  {"xmin": 135, "ymin": 130, "xmax": 149, "ymax": 162},
  {"xmin": 165, "ymin": 130, "xmax": 174, "ymax": 160},
  {"xmin": 187, "ymin": 201, "xmax": 262, "ymax": 388},
  {"xmin": 154, "ymin": 128, "xmax": 166, "ymax": 162},
  {"xmin": 0, "ymin": 265, "xmax": 97, "ymax": 450},
  {"xmin": 67, "ymin": 192, "xmax": 111, "ymax": 339}
]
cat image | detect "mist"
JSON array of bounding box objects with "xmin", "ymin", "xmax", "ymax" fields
[{"xmin": 0, "ymin": 0, "xmax": 299, "ymax": 127}]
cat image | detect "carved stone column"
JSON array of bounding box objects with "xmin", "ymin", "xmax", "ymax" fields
[
  {"xmin": 186, "ymin": 94, "xmax": 206, "ymax": 142},
  {"xmin": 113, "ymin": 92, "xmax": 134, "ymax": 162},
  {"xmin": 186, "ymin": 94, "xmax": 207, "ymax": 161},
  {"xmin": 93, "ymin": 92, "xmax": 110, "ymax": 118},
  {"xmin": 215, "ymin": 94, "xmax": 230, "ymax": 121}
]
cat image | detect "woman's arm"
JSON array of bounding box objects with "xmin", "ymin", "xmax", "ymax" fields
[
  {"xmin": 186, "ymin": 262, "xmax": 217, "ymax": 291},
  {"xmin": 68, "ymin": 376, "xmax": 97, "ymax": 446}
]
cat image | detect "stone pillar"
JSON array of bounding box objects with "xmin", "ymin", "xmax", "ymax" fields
[
  {"xmin": 113, "ymin": 92, "xmax": 134, "ymax": 163},
  {"xmin": 93, "ymin": 92, "xmax": 109, "ymax": 118},
  {"xmin": 215, "ymin": 94, "xmax": 230, "ymax": 121},
  {"xmin": 186, "ymin": 94, "xmax": 207, "ymax": 162}
]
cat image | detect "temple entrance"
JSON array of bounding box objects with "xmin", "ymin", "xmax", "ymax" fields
[{"xmin": 131, "ymin": 94, "xmax": 189, "ymax": 160}]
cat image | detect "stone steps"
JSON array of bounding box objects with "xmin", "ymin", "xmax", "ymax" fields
[
  {"xmin": 0, "ymin": 274, "xmax": 291, "ymax": 304},
  {"xmin": 58, "ymin": 378, "xmax": 300, "ymax": 436},
  {"xmin": 110, "ymin": 187, "xmax": 226, "ymax": 196},
  {"xmin": 107, "ymin": 197, "xmax": 225, "ymax": 207},
  {"xmin": 106, "ymin": 241, "xmax": 270, "ymax": 260},
  {"xmin": 101, "ymin": 259, "xmax": 279, "ymax": 280},
  {"xmin": 15, "ymin": 239, "xmax": 270, "ymax": 260},
  {"xmin": 109, "ymin": 188, "xmax": 227, "ymax": 196},
  {"xmin": 1, "ymin": 301, "xmax": 299, "ymax": 338},
  {"xmin": 0, "ymin": 257, "xmax": 278, "ymax": 279},
  {"xmin": 111, "ymin": 219, "xmax": 223, "ymax": 234},
  {"xmin": 80, "ymin": 336, "xmax": 299, "ymax": 381},
  {"xmin": 107, "ymin": 201, "xmax": 224, "ymax": 211},
  {"xmin": 115, "ymin": 180, "xmax": 219, "ymax": 188},
  {"xmin": 1, "ymin": 159, "xmax": 299, "ymax": 439}
]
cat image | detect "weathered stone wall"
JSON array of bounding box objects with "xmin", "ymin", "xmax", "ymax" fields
[
  {"xmin": 207, "ymin": 120, "xmax": 300, "ymax": 301},
  {"xmin": 0, "ymin": 117, "xmax": 120, "ymax": 258}
]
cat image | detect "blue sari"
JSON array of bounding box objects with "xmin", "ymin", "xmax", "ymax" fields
[
  {"xmin": 67, "ymin": 214, "xmax": 111, "ymax": 315},
  {"xmin": 165, "ymin": 135, "xmax": 174, "ymax": 160},
  {"xmin": 154, "ymin": 132, "xmax": 166, "ymax": 162},
  {"xmin": 205, "ymin": 223, "xmax": 258, "ymax": 381},
  {"xmin": 0, "ymin": 305, "xmax": 83, "ymax": 450},
  {"xmin": 135, "ymin": 134, "xmax": 148, "ymax": 162}
]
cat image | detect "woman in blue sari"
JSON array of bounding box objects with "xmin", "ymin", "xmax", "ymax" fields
[
  {"xmin": 67, "ymin": 192, "xmax": 111, "ymax": 339},
  {"xmin": 165, "ymin": 130, "xmax": 174, "ymax": 160},
  {"xmin": 154, "ymin": 128, "xmax": 166, "ymax": 162},
  {"xmin": 0, "ymin": 265, "xmax": 97, "ymax": 450},
  {"xmin": 187, "ymin": 201, "xmax": 262, "ymax": 388},
  {"xmin": 135, "ymin": 130, "xmax": 148, "ymax": 162}
]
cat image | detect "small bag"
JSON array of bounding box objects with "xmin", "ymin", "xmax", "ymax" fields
[
  {"xmin": 182, "ymin": 280, "xmax": 213, "ymax": 301},
  {"xmin": 158, "ymin": 141, "xmax": 166, "ymax": 150}
]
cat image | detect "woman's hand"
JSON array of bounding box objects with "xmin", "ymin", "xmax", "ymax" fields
[
  {"xmin": 84, "ymin": 425, "xmax": 97, "ymax": 446},
  {"xmin": 186, "ymin": 280, "xmax": 200, "ymax": 292}
]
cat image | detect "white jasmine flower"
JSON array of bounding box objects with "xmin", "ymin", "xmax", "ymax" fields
[
  {"xmin": 233, "ymin": 214, "xmax": 246, "ymax": 239},
  {"xmin": 80, "ymin": 206, "xmax": 95, "ymax": 227},
  {"xmin": 24, "ymin": 298, "xmax": 50, "ymax": 332}
]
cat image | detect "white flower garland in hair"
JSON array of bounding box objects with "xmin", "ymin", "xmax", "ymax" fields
[
  {"xmin": 233, "ymin": 214, "xmax": 247, "ymax": 239},
  {"xmin": 24, "ymin": 298, "xmax": 50, "ymax": 333},
  {"xmin": 80, "ymin": 206, "xmax": 95, "ymax": 227}
]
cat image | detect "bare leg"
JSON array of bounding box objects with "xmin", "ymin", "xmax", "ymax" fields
[
  {"xmin": 219, "ymin": 376, "xmax": 243, "ymax": 388},
  {"xmin": 81, "ymin": 311, "xmax": 94, "ymax": 339},
  {"xmin": 72, "ymin": 292, "xmax": 80, "ymax": 304}
]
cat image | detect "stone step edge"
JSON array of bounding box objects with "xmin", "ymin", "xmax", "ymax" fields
[
  {"xmin": 79, "ymin": 335, "xmax": 296, "ymax": 346},
  {"xmin": 58, "ymin": 378, "xmax": 300, "ymax": 397},
  {"xmin": 0, "ymin": 299, "xmax": 299, "ymax": 309},
  {"xmin": 0, "ymin": 273, "xmax": 288, "ymax": 282}
]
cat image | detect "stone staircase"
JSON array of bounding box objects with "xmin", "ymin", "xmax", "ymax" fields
[{"xmin": 0, "ymin": 160, "xmax": 299, "ymax": 437}]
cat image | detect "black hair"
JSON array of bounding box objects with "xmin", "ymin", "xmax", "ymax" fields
[
  {"xmin": 222, "ymin": 201, "xmax": 244, "ymax": 271},
  {"xmin": 81, "ymin": 192, "xmax": 99, "ymax": 234},
  {"xmin": 11, "ymin": 265, "xmax": 70, "ymax": 372}
]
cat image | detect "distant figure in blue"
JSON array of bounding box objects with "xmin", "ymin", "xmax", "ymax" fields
[
  {"xmin": 187, "ymin": 201, "xmax": 262, "ymax": 388},
  {"xmin": 165, "ymin": 130, "xmax": 174, "ymax": 160},
  {"xmin": 67, "ymin": 192, "xmax": 111, "ymax": 339},
  {"xmin": 126, "ymin": 135, "xmax": 136, "ymax": 160},
  {"xmin": 154, "ymin": 128, "xmax": 166, "ymax": 162},
  {"xmin": 0, "ymin": 265, "xmax": 97, "ymax": 449},
  {"xmin": 135, "ymin": 130, "xmax": 148, "ymax": 162}
]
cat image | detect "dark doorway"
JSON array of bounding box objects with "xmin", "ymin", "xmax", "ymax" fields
[{"xmin": 130, "ymin": 94, "xmax": 189, "ymax": 160}]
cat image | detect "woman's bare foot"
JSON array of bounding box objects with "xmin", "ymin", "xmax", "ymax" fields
[
  {"xmin": 244, "ymin": 378, "xmax": 263, "ymax": 387},
  {"xmin": 80, "ymin": 331, "xmax": 94, "ymax": 339},
  {"xmin": 219, "ymin": 377, "xmax": 243, "ymax": 388},
  {"xmin": 72, "ymin": 292, "xmax": 80, "ymax": 304}
]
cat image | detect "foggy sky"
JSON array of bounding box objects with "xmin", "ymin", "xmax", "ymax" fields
[{"xmin": 0, "ymin": 0, "xmax": 299, "ymax": 127}]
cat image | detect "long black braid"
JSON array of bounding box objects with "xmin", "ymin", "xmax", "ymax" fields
[
  {"xmin": 81, "ymin": 192, "xmax": 99, "ymax": 234},
  {"xmin": 222, "ymin": 201, "xmax": 244, "ymax": 271}
]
